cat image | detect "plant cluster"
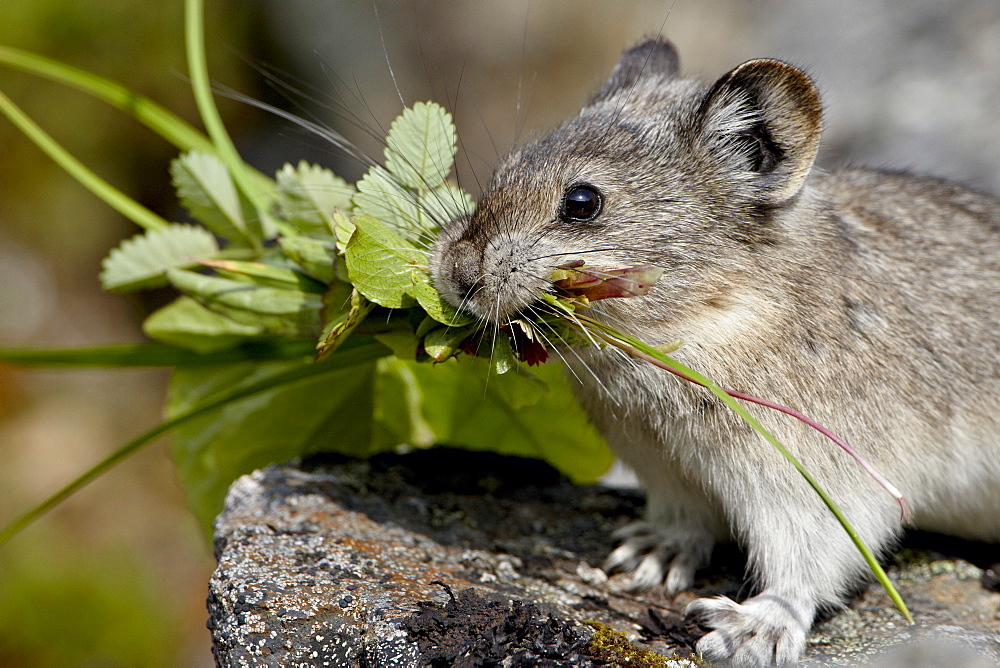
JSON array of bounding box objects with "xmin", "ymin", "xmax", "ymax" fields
[{"xmin": 0, "ymin": 0, "xmax": 910, "ymax": 622}]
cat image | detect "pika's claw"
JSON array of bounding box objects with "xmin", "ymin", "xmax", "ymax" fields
[
  {"xmin": 686, "ymin": 594, "xmax": 809, "ymax": 667},
  {"xmin": 603, "ymin": 520, "xmax": 714, "ymax": 594}
]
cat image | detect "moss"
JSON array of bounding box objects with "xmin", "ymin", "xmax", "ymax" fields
[{"xmin": 583, "ymin": 620, "xmax": 704, "ymax": 666}]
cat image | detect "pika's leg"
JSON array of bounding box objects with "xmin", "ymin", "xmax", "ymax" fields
[
  {"xmin": 685, "ymin": 475, "xmax": 899, "ymax": 666},
  {"xmin": 604, "ymin": 464, "xmax": 727, "ymax": 593}
]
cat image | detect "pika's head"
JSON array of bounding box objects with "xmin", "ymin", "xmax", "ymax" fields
[{"xmin": 431, "ymin": 39, "xmax": 822, "ymax": 330}]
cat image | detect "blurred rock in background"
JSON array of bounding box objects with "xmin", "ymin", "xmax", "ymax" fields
[{"xmin": 1, "ymin": 2, "xmax": 997, "ymax": 665}]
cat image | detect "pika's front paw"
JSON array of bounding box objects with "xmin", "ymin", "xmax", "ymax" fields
[
  {"xmin": 603, "ymin": 520, "xmax": 714, "ymax": 594},
  {"xmin": 686, "ymin": 594, "xmax": 808, "ymax": 666}
]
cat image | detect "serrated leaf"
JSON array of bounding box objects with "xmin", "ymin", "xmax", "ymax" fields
[
  {"xmin": 143, "ymin": 297, "xmax": 264, "ymax": 353},
  {"xmin": 275, "ymin": 161, "xmax": 355, "ymax": 235},
  {"xmin": 343, "ymin": 215, "xmax": 472, "ymax": 326},
  {"xmin": 418, "ymin": 183, "xmax": 475, "ymax": 230},
  {"xmin": 384, "ymin": 101, "xmax": 457, "ymax": 190},
  {"xmin": 352, "ymin": 165, "xmax": 423, "ymax": 233},
  {"xmin": 166, "ymin": 269, "xmax": 323, "ymax": 338},
  {"xmin": 171, "ymin": 151, "xmax": 254, "ymax": 244},
  {"xmin": 99, "ymin": 224, "xmax": 219, "ymax": 291},
  {"xmin": 332, "ymin": 210, "xmax": 355, "ymax": 254},
  {"xmin": 343, "ymin": 215, "xmax": 425, "ymax": 309},
  {"xmin": 278, "ymin": 235, "xmax": 338, "ymax": 283}
]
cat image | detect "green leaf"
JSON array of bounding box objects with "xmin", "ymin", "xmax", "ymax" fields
[
  {"xmin": 422, "ymin": 324, "xmax": 476, "ymax": 362},
  {"xmin": 171, "ymin": 151, "xmax": 255, "ymax": 244},
  {"xmin": 275, "ymin": 161, "xmax": 355, "ymax": 235},
  {"xmin": 332, "ymin": 210, "xmax": 356, "ymax": 253},
  {"xmin": 343, "ymin": 215, "xmax": 472, "ymax": 326},
  {"xmin": 166, "ymin": 269, "xmax": 324, "ymax": 338},
  {"xmin": 489, "ymin": 333, "xmax": 517, "ymax": 375},
  {"xmin": 372, "ymin": 357, "xmax": 437, "ymax": 448},
  {"xmin": 374, "ymin": 329, "xmax": 420, "ymax": 361},
  {"xmin": 411, "ymin": 280, "xmax": 475, "ymax": 327},
  {"xmin": 168, "ymin": 356, "xmax": 379, "ymax": 530},
  {"xmin": 419, "ymin": 182, "xmax": 475, "ymax": 230},
  {"xmin": 143, "ymin": 297, "xmax": 264, "ymax": 353},
  {"xmin": 165, "ymin": 344, "xmax": 609, "ymax": 533},
  {"xmin": 383, "ymin": 101, "xmax": 457, "ymax": 190},
  {"xmin": 99, "ymin": 224, "xmax": 219, "ymax": 291},
  {"xmin": 372, "ymin": 357, "xmax": 613, "ymax": 483},
  {"xmin": 277, "ymin": 235, "xmax": 338, "ymax": 284},
  {"xmin": 352, "ymin": 165, "xmax": 423, "ymax": 234},
  {"xmin": 343, "ymin": 215, "xmax": 426, "ymax": 309}
]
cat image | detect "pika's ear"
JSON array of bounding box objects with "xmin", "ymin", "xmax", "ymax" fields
[
  {"xmin": 591, "ymin": 38, "xmax": 680, "ymax": 103},
  {"xmin": 698, "ymin": 59, "xmax": 822, "ymax": 203}
]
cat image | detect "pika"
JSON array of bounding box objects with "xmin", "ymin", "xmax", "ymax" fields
[{"xmin": 430, "ymin": 38, "xmax": 1000, "ymax": 665}]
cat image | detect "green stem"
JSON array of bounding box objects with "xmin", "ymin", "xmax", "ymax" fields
[
  {"xmin": 0, "ymin": 89, "xmax": 168, "ymax": 231},
  {"xmin": 0, "ymin": 45, "xmax": 274, "ymax": 193},
  {"xmin": 0, "ymin": 45, "xmax": 215, "ymax": 154},
  {"xmin": 581, "ymin": 317, "xmax": 913, "ymax": 624},
  {"xmin": 0, "ymin": 341, "xmax": 318, "ymax": 368},
  {"xmin": 0, "ymin": 338, "xmax": 391, "ymax": 547},
  {"xmin": 184, "ymin": 0, "xmax": 270, "ymax": 227}
]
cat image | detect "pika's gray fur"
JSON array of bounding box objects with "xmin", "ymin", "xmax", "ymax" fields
[{"xmin": 430, "ymin": 39, "xmax": 1000, "ymax": 666}]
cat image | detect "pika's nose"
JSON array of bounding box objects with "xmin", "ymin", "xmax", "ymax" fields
[{"xmin": 446, "ymin": 239, "xmax": 482, "ymax": 298}]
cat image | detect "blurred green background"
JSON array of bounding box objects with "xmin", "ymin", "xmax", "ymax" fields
[{"xmin": 1, "ymin": 2, "xmax": 997, "ymax": 665}]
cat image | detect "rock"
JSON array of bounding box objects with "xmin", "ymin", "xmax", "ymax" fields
[{"xmin": 208, "ymin": 450, "xmax": 1000, "ymax": 666}]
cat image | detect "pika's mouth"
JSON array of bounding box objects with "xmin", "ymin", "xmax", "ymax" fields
[{"xmin": 550, "ymin": 261, "xmax": 664, "ymax": 304}]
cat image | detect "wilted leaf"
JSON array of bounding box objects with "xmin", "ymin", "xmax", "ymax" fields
[
  {"xmin": 192, "ymin": 258, "xmax": 326, "ymax": 293},
  {"xmin": 99, "ymin": 224, "xmax": 219, "ymax": 291},
  {"xmin": 316, "ymin": 289, "xmax": 374, "ymax": 361},
  {"xmin": 553, "ymin": 263, "xmax": 665, "ymax": 301}
]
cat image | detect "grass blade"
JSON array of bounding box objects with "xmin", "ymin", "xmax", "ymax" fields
[
  {"xmin": 580, "ymin": 318, "xmax": 913, "ymax": 624},
  {"xmin": 0, "ymin": 337, "xmax": 391, "ymax": 547},
  {"xmin": 0, "ymin": 89, "xmax": 168, "ymax": 231}
]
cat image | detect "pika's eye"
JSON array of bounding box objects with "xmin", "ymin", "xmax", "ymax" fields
[{"xmin": 562, "ymin": 184, "xmax": 602, "ymax": 222}]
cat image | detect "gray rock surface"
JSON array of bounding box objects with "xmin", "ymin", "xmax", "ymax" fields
[{"xmin": 209, "ymin": 451, "xmax": 1000, "ymax": 666}]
